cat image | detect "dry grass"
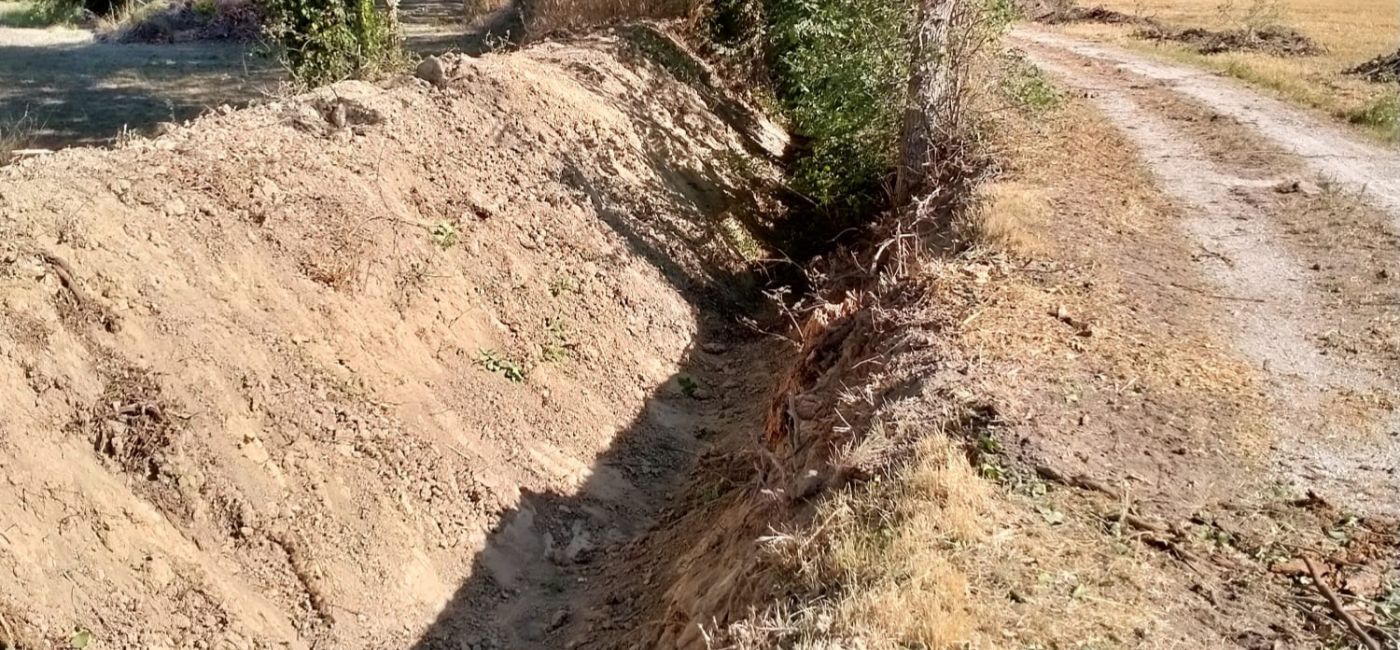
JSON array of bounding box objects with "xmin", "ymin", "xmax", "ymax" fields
[
  {"xmin": 715, "ymin": 51, "xmax": 1292, "ymax": 650},
  {"xmin": 0, "ymin": 113, "xmax": 39, "ymax": 166},
  {"xmin": 1052, "ymin": 0, "xmax": 1400, "ymax": 139},
  {"xmin": 965, "ymin": 180, "xmax": 1050, "ymax": 256}
]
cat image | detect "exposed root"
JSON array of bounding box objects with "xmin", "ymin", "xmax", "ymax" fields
[
  {"xmin": 37, "ymin": 251, "xmax": 121, "ymax": 333},
  {"xmin": 1303, "ymin": 556, "xmax": 1383, "ymax": 650}
]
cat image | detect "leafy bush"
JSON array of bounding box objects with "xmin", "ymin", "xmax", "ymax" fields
[
  {"xmin": 764, "ymin": 0, "xmax": 914, "ymax": 210},
  {"xmin": 1001, "ymin": 50, "xmax": 1061, "ymax": 113},
  {"xmin": 262, "ymin": 0, "xmax": 404, "ymax": 87}
]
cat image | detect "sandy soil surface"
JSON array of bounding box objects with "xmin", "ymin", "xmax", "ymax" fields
[
  {"xmin": 0, "ymin": 27, "xmax": 791, "ymax": 650},
  {"xmin": 1018, "ymin": 30, "xmax": 1400, "ymax": 216},
  {"xmin": 1016, "ymin": 28, "xmax": 1400, "ymax": 518}
]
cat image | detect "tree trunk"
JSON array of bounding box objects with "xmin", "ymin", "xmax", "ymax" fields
[{"xmin": 894, "ymin": 0, "xmax": 959, "ymax": 207}]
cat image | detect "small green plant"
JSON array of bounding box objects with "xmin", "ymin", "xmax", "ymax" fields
[
  {"xmin": 1002, "ymin": 53, "xmax": 1062, "ymax": 113},
  {"xmin": 1344, "ymin": 94, "xmax": 1399, "ymax": 137},
  {"xmin": 69, "ymin": 628, "xmax": 93, "ymax": 649},
  {"xmin": 678, "ymin": 375, "xmax": 699, "ymax": 398},
  {"xmin": 547, "ymin": 275, "xmax": 576, "ymax": 297},
  {"xmin": 477, "ymin": 349, "xmax": 525, "ymax": 382},
  {"xmin": 541, "ymin": 316, "xmax": 575, "ymax": 362},
  {"xmin": 429, "ymin": 220, "xmax": 458, "ymax": 250},
  {"xmin": 262, "ymin": 0, "xmax": 405, "ymax": 87},
  {"xmin": 192, "ymin": 0, "xmax": 217, "ymax": 18}
]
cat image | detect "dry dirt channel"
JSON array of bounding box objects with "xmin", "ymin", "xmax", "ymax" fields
[{"xmin": 1017, "ymin": 29, "xmax": 1400, "ymax": 516}]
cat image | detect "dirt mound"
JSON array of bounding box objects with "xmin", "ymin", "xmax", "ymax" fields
[
  {"xmin": 1037, "ymin": 4, "xmax": 1154, "ymax": 27},
  {"xmin": 100, "ymin": 0, "xmax": 263, "ymax": 43},
  {"xmin": 1347, "ymin": 49, "xmax": 1400, "ymax": 83},
  {"xmin": 1137, "ymin": 24, "xmax": 1324, "ymax": 57},
  {"xmin": 0, "ymin": 26, "xmax": 790, "ymax": 650}
]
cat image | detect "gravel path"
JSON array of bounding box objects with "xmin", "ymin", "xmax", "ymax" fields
[{"xmin": 1018, "ymin": 29, "xmax": 1400, "ymax": 515}]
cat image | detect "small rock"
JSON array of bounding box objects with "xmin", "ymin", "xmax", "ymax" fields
[
  {"xmin": 416, "ymin": 56, "xmax": 449, "ymax": 88},
  {"xmin": 549, "ymin": 609, "xmax": 570, "ymax": 630},
  {"xmin": 146, "ymin": 555, "xmax": 175, "ymax": 588},
  {"xmin": 1274, "ymin": 179, "xmax": 1322, "ymax": 196},
  {"xmin": 164, "ymin": 198, "xmax": 188, "ymax": 217},
  {"xmin": 1270, "ymin": 558, "xmax": 1308, "ymax": 576},
  {"xmin": 700, "ymin": 341, "xmax": 729, "ymax": 354},
  {"xmin": 1344, "ymin": 569, "xmax": 1384, "ymax": 596},
  {"xmin": 242, "ymin": 439, "xmax": 270, "ymax": 464}
]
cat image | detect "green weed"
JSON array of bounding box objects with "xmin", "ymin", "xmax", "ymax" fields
[
  {"xmin": 429, "ymin": 220, "xmax": 458, "ymax": 250},
  {"xmin": 477, "ymin": 349, "xmax": 526, "ymax": 382},
  {"xmin": 541, "ymin": 316, "xmax": 576, "ymax": 362},
  {"xmin": 0, "ymin": 0, "xmax": 79, "ymax": 26},
  {"xmin": 262, "ymin": 0, "xmax": 405, "ymax": 87},
  {"xmin": 1001, "ymin": 52, "xmax": 1062, "ymax": 113},
  {"xmin": 1344, "ymin": 94, "xmax": 1399, "ymax": 138}
]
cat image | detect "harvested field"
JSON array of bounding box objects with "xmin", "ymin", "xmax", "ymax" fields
[
  {"xmin": 1136, "ymin": 23, "xmax": 1323, "ymax": 57},
  {"xmin": 1042, "ymin": 0, "xmax": 1400, "ymax": 139}
]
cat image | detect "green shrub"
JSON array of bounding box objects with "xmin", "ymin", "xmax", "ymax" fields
[
  {"xmin": 1345, "ymin": 94, "xmax": 1399, "ymax": 139},
  {"xmin": 12, "ymin": 0, "xmax": 92, "ymax": 24},
  {"xmin": 1001, "ymin": 50, "xmax": 1061, "ymax": 113},
  {"xmin": 262, "ymin": 0, "xmax": 404, "ymax": 87},
  {"xmin": 764, "ymin": 0, "xmax": 914, "ymax": 211}
]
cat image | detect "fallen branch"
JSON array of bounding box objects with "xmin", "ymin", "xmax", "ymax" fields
[
  {"xmin": 38, "ymin": 251, "xmax": 121, "ymax": 333},
  {"xmin": 1303, "ymin": 556, "xmax": 1381, "ymax": 650}
]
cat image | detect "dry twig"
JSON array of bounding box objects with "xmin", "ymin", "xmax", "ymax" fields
[{"xmin": 1303, "ymin": 556, "xmax": 1381, "ymax": 650}]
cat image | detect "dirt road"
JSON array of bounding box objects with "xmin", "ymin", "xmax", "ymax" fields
[{"xmin": 1016, "ymin": 29, "xmax": 1400, "ymax": 516}]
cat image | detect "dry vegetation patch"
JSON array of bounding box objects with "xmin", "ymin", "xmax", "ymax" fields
[{"xmin": 1046, "ymin": 0, "xmax": 1400, "ymax": 139}]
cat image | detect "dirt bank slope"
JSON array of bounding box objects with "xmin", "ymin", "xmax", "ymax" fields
[{"xmin": 0, "ymin": 28, "xmax": 785, "ymax": 650}]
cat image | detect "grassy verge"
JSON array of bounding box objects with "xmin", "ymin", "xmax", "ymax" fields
[
  {"xmin": 1052, "ymin": 0, "xmax": 1400, "ymax": 140},
  {"xmin": 0, "ymin": 0, "xmax": 82, "ymax": 26}
]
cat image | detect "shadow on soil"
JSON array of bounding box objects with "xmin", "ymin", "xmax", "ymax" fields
[
  {"xmin": 406, "ymin": 31, "xmax": 813, "ymax": 649},
  {"xmin": 0, "ymin": 39, "xmax": 276, "ymax": 147}
]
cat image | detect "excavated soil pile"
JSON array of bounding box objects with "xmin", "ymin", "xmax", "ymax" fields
[
  {"xmin": 1347, "ymin": 49, "xmax": 1400, "ymax": 83},
  {"xmin": 1137, "ymin": 24, "xmax": 1324, "ymax": 56},
  {"xmin": 0, "ymin": 27, "xmax": 790, "ymax": 650},
  {"xmin": 1037, "ymin": 5, "xmax": 1153, "ymax": 27}
]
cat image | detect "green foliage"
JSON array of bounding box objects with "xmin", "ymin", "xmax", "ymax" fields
[
  {"xmin": 541, "ymin": 316, "xmax": 575, "ymax": 362},
  {"xmin": 764, "ymin": 0, "xmax": 914, "ymax": 209},
  {"xmin": 1001, "ymin": 51, "xmax": 1061, "ymax": 113},
  {"xmin": 262, "ymin": 0, "xmax": 404, "ymax": 87},
  {"xmin": 429, "ymin": 220, "xmax": 458, "ymax": 250},
  {"xmin": 477, "ymin": 349, "xmax": 526, "ymax": 382},
  {"xmin": 678, "ymin": 374, "xmax": 699, "ymax": 398},
  {"xmin": 1345, "ymin": 93, "xmax": 1399, "ymax": 137},
  {"xmin": 4, "ymin": 0, "xmax": 86, "ymax": 25}
]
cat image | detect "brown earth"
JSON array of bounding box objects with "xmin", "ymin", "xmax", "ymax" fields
[{"xmin": 0, "ymin": 26, "xmax": 795, "ymax": 650}]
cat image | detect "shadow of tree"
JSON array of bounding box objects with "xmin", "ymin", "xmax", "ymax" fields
[{"xmin": 0, "ymin": 39, "xmax": 277, "ymax": 148}]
